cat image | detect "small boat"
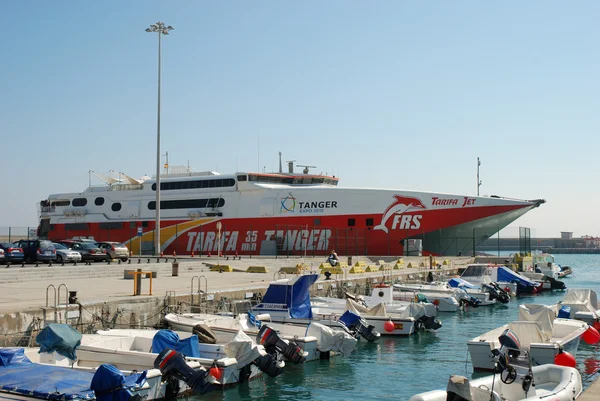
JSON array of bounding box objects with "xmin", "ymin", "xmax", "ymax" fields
[
  {"xmin": 556, "ymin": 289, "xmax": 600, "ymax": 325},
  {"xmin": 557, "ymin": 265, "xmax": 573, "ymax": 278},
  {"xmin": 0, "ymin": 323, "xmax": 218, "ymax": 401},
  {"xmin": 312, "ymin": 284, "xmax": 443, "ymax": 333},
  {"xmin": 79, "ymin": 328, "xmax": 284, "ymax": 385},
  {"xmin": 164, "ymin": 311, "xmax": 357, "ymax": 361},
  {"xmin": 249, "ymin": 274, "xmax": 381, "ymax": 342},
  {"xmin": 411, "ymin": 327, "xmax": 582, "ymax": 401},
  {"xmin": 448, "ymin": 277, "xmax": 511, "ymax": 304},
  {"xmin": 468, "ymin": 303, "xmax": 588, "ymax": 371},
  {"xmin": 460, "ymin": 264, "xmax": 540, "ymax": 295},
  {"xmin": 393, "ymin": 280, "xmax": 498, "ymax": 310}
]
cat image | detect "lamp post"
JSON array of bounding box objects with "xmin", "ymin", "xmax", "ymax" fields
[{"xmin": 146, "ymin": 21, "xmax": 173, "ymax": 255}]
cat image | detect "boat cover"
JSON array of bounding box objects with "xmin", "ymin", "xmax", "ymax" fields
[
  {"xmin": 223, "ymin": 330, "xmax": 265, "ymax": 367},
  {"xmin": 561, "ymin": 289, "xmax": 599, "ymax": 315},
  {"xmin": 36, "ymin": 323, "xmax": 82, "ymax": 360},
  {"xmin": 303, "ymin": 322, "xmax": 357, "ymax": 355},
  {"xmin": 497, "ymin": 266, "xmax": 538, "ymax": 288},
  {"xmin": 345, "ymin": 299, "xmax": 387, "ymax": 317},
  {"xmin": 518, "ymin": 304, "xmax": 556, "ymax": 341},
  {"xmin": 90, "ymin": 364, "xmax": 147, "ymax": 401},
  {"xmin": 0, "ymin": 348, "xmax": 146, "ymax": 401},
  {"xmin": 448, "ymin": 278, "xmax": 476, "ymax": 289},
  {"xmin": 258, "ymin": 274, "xmax": 319, "ymax": 319},
  {"xmin": 151, "ymin": 330, "xmax": 200, "ymax": 358}
]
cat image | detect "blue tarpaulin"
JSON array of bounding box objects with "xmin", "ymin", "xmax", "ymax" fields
[
  {"xmin": 91, "ymin": 364, "xmax": 147, "ymax": 401},
  {"xmin": 448, "ymin": 278, "xmax": 476, "ymax": 289},
  {"xmin": 152, "ymin": 330, "xmax": 200, "ymax": 358},
  {"xmin": 0, "ymin": 348, "xmax": 145, "ymax": 401},
  {"xmin": 257, "ymin": 274, "xmax": 319, "ymax": 319},
  {"xmin": 36, "ymin": 323, "xmax": 82, "ymax": 360},
  {"xmin": 497, "ymin": 266, "xmax": 538, "ymax": 288}
]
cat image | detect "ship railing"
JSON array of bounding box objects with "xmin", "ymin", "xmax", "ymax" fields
[{"xmin": 84, "ymin": 184, "xmax": 144, "ymax": 192}]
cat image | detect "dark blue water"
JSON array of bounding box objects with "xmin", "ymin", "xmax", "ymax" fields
[{"xmin": 199, "ymin": 255, "xmax": 600, "ymax": 401}]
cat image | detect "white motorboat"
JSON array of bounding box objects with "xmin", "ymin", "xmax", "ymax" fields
[
  {"xmin": 79, "ymin": 328, "xmax": 283, "ymax": 386},
  {"xmin": 311, "ymin": 297, "xmax": 417, "ymax": 335},
  {"xmin": 0, "ymin": 323, "xmax": 219, "ymax": 401},
  {"xmin": 311, "ymin": 284, "xmax": 443, "ymax": 333},
  {"xmin": 393, "ymin": 281, "xmax": 498, "ymax": 311},
  {"xmin": 249, "ymin": 274, "xmax": 382, "ymax": 342},
  {"xmin": 409, "ymin": 365, "xmax": 582, "ymax": 401},
  {"xmin": 460, "ymin": 264, "xmax": 540, "ymax": 295},
  {"xmin": 412, "ymin": 326, "xmax": 582, "ymax": 401},
  {"xmin": 164, "ymin": 311, "xmax": 357, "ymax": 360},
  {"xmin": 468, "ymin": 304, "xmax": 588, "ymax": 371},
  {"xmin": 448, "ymin": 277, "xmax": 511, "ymax": 304},
  {"xmin": 556, "ymin": 289, "xmax": 600, "ymax": 325}
]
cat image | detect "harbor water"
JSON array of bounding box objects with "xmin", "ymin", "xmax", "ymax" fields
[{"xmin": 199, "ymin": 254, "xmax": 600, "ymax": 401}]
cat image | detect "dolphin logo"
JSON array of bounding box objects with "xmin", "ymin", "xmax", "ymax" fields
[{"xmin": 374, "ymin": 195, "xmax": 427, "ymax": 233}]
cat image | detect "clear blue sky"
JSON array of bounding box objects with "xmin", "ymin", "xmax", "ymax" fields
[{"xmin": 2, "ymin": 1, "xmax": 599, "ymax": 238}]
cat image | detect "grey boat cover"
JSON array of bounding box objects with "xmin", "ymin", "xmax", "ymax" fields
[
  {"xmin": 223, "ymin": 330, "xmax": 266, "ymax": 367},
  {"xmin": 345, "ymin": 298, "xmax": 387, "ymax": 317},
  {"xmin": 518, "ymin": 304, "xmax": 555, "ymax": 341},
  {"xmin": 561, "ymin": 289, "xmax": 599, "ymax": 315},
  {"xmin": 304, "ymin": 322, "xmax": 357, "ymax": 356}
]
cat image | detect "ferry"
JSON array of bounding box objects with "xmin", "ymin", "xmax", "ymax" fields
[{"xmin": 38, "ymin": 163, "xmax": 544, "ymax": 257}]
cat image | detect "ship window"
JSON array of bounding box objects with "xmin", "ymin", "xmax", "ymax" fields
[
  {"xmin": 111, "ymin": 203, "xmax": 122, "ymax": 212},
  {"xmin": 65, "ymin": 223, "xmax": 87, "ymax": 230},
  {"xmin": 348, "ymin": 218, "xmax": 355, "ymax": 227},
  {"xmin": 238, "ymin": 175, "xmax": 247, "ymax": 182},
  {"xmin": 130, "ymin": 222, "xmax": 136, "ymax": 228},
  {"xmin": 152, "ymin": 179, "xmax": 236, "ymax": 190},
  {"xmin": 72, "ymin": 198, "xmax": 87, "ymax": 207},
  {"xmin": 100, "ymin": 222, "xmax": 123, "ymax": 229},
  {"xmin": 148, "ymin": 198, "xmax": 226, "ymax": 210},
  {"xmin": 366, "ymin": 218, "xmax": 374, "ymax": 227},
  {"xmin": 314, "ymin": 218, "xmax": 321, "ymax": 226},
  {"xmin": 95, "ymin": 197, "xmax": 105, "ymax": 206},
  {"xmin": 152, "ymin": 183, "xmax": 156, "ymax": 191},
  {"xmin": 50, "ymin": 200, "xmax": 70, "ymax": 207},
  {"xmin": 142, "ymin": 221, "xmax": 149, "ymax": 228}
]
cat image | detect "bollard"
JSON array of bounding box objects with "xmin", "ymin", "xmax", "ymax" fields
[
  {"xmin": 138, "ymin": 259, "xmax": 141, "ymax": 264},
  {"xmin": 172, "ymin": 261, "xmax": 179, "ymax": 277},
  {"xmin": 135, "ymin": 268, "xmax": 142, "ymax": 296},
  {"xmin": 62, "ymin": 262, "xmax": 65, "ymax": 266}
]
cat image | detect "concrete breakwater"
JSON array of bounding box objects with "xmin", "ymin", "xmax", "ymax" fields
[{"xmin": 0, "ymin": 255, "xmax": 466, "ymax": 346}]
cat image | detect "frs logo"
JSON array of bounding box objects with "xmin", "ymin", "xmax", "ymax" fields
[{"xmin": 374, "ymin": 195, "xmax": 426, "ymax": 233}]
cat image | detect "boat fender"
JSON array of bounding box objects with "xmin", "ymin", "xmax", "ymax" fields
[{"xmin": 192, "ymin": 323, "xmax": 218, "ymax": 344}]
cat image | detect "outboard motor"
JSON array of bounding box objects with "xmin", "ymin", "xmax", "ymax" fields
[
  {"xmin": 545, "ymin": 276, "xmax": 566, "ymax": 290},
  {"xmin": 416, "ymin": 315, "xmax": 443, "ymax": 331},
  {"xmin": 154, "ymin": 349, "xmax": 215, "ymax": 395},
  {"xmin": 252, "ymin": 353, "xmax": 285, "ymax": 378},
  {"xmin": 257, "ymin": 325, "xmax": 306, "ymax": 364},
  {"xmin": 483, "ymin": 282, "xmax": 510, "ymax": 304},
  {"xmin": 491, "ymin": 328, "xmax": 522, "ymax": 373},
  {"xmin": 458, "ymin": 293, "xmax": 481, "ymax": 308},
  {"xmin": 338, "ymin": 310, "xmax": 380, "ymax": 342}
]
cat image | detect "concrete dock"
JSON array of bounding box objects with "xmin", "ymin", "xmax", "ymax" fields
[{"xmin": 0, "ymin": 255, "xmax": 465, "ymax": 344}]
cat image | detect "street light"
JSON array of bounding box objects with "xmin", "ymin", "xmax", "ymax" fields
[{"xmin": 146, "ymin": 21, "xmax": 174, "ymax": 255}]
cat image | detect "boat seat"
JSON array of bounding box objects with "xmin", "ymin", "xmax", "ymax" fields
[{"xmin": 506, "ymin": 321, "xmax": 548, "ymax": 347}]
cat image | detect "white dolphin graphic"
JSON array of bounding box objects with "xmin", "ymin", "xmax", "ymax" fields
[{"xmin": 374, "ymin": 195, "xmax": 427, "ymax": 233}]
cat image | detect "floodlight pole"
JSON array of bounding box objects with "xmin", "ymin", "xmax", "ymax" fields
[{"xmin": 146, "ymin": 21, "xmax": 173, "ymax": 255}]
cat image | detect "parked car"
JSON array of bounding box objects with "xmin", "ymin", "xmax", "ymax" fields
[
  {"xmin": 56, "ymin": 240, "xmax": 106, "ymax": 263},
  {"xmin": 0, "ymin": 249, "xmax": 4, "ymax": 264},
  {"xmin": 14, "ymin": 239, "xmax": 56, "ymax": 264},
  {"xmin": 0, "ymin": 242, "xmax": 25, "ymax": 264},
  {"xmin": 96, "ymin": 241, "xmax": 129, "ymax": 262},
  {"xmin": 52, "ymin": 242, "xmax": 82, "ymax": 263}
]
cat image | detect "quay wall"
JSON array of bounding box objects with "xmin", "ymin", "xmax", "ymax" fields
[{"xmin": 0, "ymin": 256, "xmax": 461, "ymax": 346}]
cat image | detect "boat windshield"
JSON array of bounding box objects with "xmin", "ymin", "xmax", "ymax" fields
[{"xmin": 462, "ymin": 265, "xmax": 490, "ymax": 277}]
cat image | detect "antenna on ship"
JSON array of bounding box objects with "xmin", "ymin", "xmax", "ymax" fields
[
  {"xmin": 477, "ymin": 157, "xmax": 482, "ymax": 196},
  {"xmin": 297, "ymin": 164, "xmax": 317, "ymax": 174},
  {"xmin": 278, "ymin": 152, "xmax": 283, "ymax": 173}
]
